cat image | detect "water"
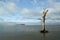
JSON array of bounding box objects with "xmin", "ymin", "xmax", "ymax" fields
[{"xmin": 0, "ymin": 24, "xmax": 60, "ymax": 40}]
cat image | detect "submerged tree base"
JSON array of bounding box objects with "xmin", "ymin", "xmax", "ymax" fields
[{"xmin": 40, "ymin": 30, "xmax": 48, "ymax": 33}]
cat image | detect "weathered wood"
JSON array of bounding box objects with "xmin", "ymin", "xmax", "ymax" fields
[{"xmin": 40, "ymin": 8, "xmax": 48, "ymax": 33}]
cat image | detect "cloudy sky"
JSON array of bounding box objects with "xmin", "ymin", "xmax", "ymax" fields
[{"xmin": 0, "ymin": 0, "xmax": 60, "ymax": 22}]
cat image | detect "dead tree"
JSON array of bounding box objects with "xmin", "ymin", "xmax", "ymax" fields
[{"xmin": 41, "ymin": 8, "xmax": 48, "ymax": 33}]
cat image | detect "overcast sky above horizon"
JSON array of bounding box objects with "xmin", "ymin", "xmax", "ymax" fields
[{"xmin": 0, "ymin": 0, "xmax": 60, "ymax": 22}]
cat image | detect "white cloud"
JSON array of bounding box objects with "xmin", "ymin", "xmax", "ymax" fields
[
  {"xmin": 0, "ymin": 7, "xmax": 5, "ymax": 13},
  {"xmin": 21, "ymin": 8, "xmax": 33, "ymax": 15},
  {"xmin": 6, "ymin": 2, "xmax": 18, "ymax": 13},
  {"xmin": 0, "ymin": 0, "xmax": 60, "ymax": 20},
  {"xmin": 21, "ymin": 8, "xmax": 30, "ymax": 14},
  {"xmin": 47, "ymin": 0, "xmax": 60, "ymax": 14},
  {"xmin": 31, "ymin": 0, "xmax": 60, "ymax": 15},
  {"xmin": 21, "ymin": 8, "xmax": 42, "ymax": 16},
  {"xmin": 46, "ymin": 8, "xmax": 54, "ymax": 14},
  {"xmin": 21, "ymin": 8, "xmax": 45, "ymax": 16},
  {"xmin": 0, "ymin": 1, "xmax": 19, "ymax": 15}
]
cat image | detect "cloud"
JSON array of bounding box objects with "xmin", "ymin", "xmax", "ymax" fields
[
  {"xmin": 6, "ymin": 2, "xmax": 18, "ymax": 13},
  {"xmin": 0, "ymin": 1, "xmax": 19, "ymax": 15},
  {"xmin": 21, "ymin": 8, "xmax": 42, "ymax": 16},
  {"xmin": 21, "ymin": 8, "xmax": 31, "ymax": 14},
  {"xmin": 0, "ymin": 0, "xmax": 60, "ymax": 21},
  {"xmin": 30, "ymin": 0, "xmax": 60, "ymax": 14},
  {"xmin": 0, "ymin": 7, "xmax": 5, "ymax": 13},
  {"xmin": 47, "ymin": 0, "xmax": 60, "ymax": 14},
  {"xmin": 21, "ymin": 8, "xmax": 35, "ymax": 15}
]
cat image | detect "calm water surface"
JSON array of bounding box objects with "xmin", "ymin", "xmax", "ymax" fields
[{"xmin": 0, "ymin": 24, "xmax": 60, "ymax": 40}]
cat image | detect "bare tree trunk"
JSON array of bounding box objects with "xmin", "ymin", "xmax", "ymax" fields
[
  {"xmin": 42, "ymin": 16, "xmax": 45, "ymax": 31},
  {"xmin": 40, "ymin": 9, "xmax": 48, "ymax": 33}
]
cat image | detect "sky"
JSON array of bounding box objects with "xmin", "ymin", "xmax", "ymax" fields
[{"xmin": 0, "ymin": 0, "xmax": 60, "ymax": 22}]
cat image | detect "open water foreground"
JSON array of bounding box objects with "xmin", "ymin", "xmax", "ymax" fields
[{"xmin": 0, "ymin": 23, "xmax": 60, "ymax": 40}]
